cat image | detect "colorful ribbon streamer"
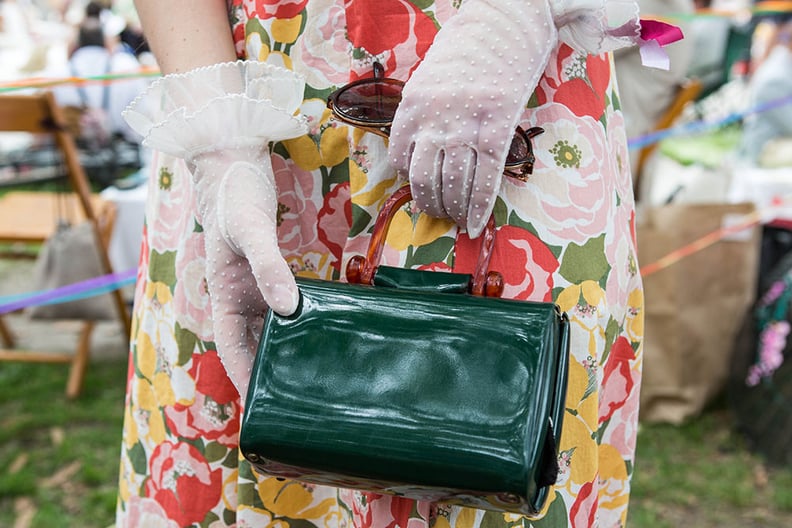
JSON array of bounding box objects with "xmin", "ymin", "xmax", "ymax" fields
[{"xmin": 0, "ymin": 268, "xmax": 137, "ymax": 315}]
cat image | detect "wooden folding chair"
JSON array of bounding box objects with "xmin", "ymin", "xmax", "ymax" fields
[{"xmin": 0, "ymin": 91, "xmax": 131, "ymax": 398}]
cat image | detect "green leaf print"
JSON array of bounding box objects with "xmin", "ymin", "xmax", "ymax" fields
[
  {"xmin": 174, "ymin": 322, "xmax": 197, "ymax": 366},
  {"xmin": 529, "ymin": 492, "xmax": 568, "ymax": 527},
  {"xmin": 322, "ymin": 162, "xmax": 349, "ymax": 197},
  {"xmin": 492, "ymin": 196, "xmax": 509, "ymax": 226},
  {"xmin": 480, "ymin": 509, "xmax": 521, "ymax": 528},
  {"xmin": 238, "ymin": 483, "xmax": 267, "ymax": 511},
  {"xmin": 245, "ymin": 17, "xmax": 271, "ymax": 50},
  {"xmin": 304, "ymin": 84, "xmax": 334, "ymax": 103},
  {"xmin": 221, "ymin": 449, "xmax": 238, "ymax": 469},
  {"xmin": 558, "ymin": 235, "xmax": 610, "ymax": 284},
  {"xmin": 200, "ymin": 511, "xmax": 221, "ymax": 528},
  {"xmin": 148, "ymin": 250, "xmax": 177, "ymax": 288},
  {"xmin": 349, "ymin": 204, "xmax": 373, "ymax": 238},
  {"xmin": 203, "ymin": 441, "xmax": 228, "ymax": 463},
  {"xmin": 406, "ymin": 236, "xmax": 455, "ymax": 268},
  {"xmin": 128, "ymin": 441, "xmax": 147, "ymax": 476}
]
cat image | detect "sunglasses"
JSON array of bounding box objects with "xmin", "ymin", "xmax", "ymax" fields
[{"xmin": 327, "ymin": 62, "xmax": 544, "ymax": 181}]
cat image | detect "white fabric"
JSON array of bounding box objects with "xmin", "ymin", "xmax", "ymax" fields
[
  {"xmin": 124, "ymin": 61, "xmax": 308, "ymax": 402},
  {"xmin": 389, "ymin": 0, "xmax": 640, "ymax": 238}
]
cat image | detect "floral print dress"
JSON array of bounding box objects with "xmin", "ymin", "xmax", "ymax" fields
[{"xmin": 115, "ymin": 1, "xmax": 645, "ymax": 527}]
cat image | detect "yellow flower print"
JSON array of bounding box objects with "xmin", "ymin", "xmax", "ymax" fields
[
  {"xmin": 283, "ymin": 108, "xmax": 346, "ymax": 171},
  {"xmin": 247, "ymin": 32, "xmax": 270, "ymax": 62},
  {"xmin": 222, "ymin": 469, "xmax": 239, "ymax": 511},
  {"xmin": 560, "ymin": 413, "xmax": 598, "ymax": 486},
  {"xmin": 271, "ymin": 14, "xmax": 303, "ymax": 44},
  {"xmin": 153, "ymin": 371, "xmax": 176, "ymax": 407},
  {"xmin": 145, "ymin": 280, "xmax": 172, "ymax": 306},
  {"xmin": 626, "ymin": 286, "xmax": 644, "ymax": 341},
  {"xmin": 598, "ymin": 444, "xmax": 630, "ymax": 512},
  {"xmin": 135, "ymin": 331, "xmax": 157, "ymax": 381},
  {"xmin": 258, "ymin": 479, "xmax": 334, "ymax": 520},
  {"xmin": 556, "ymin": 280, "xmax": 605, "ymax": 314},
  {"xmin": 122, "ymin": 404, "xmax": 138, "ymax": 448},
  {"xmin": 451, "ymin": 507, "xmax": 480, "ymax": 528},
  {"xmin": 565, "ymin": 359, "xmax": 598, "ymax": 419},
  {"xmin": 134, "ymin": 378, "xmax": 166, "ymax": 444},
  {"xmin": 386, "ymin": 209, "xmax": 455, "ymax": 251}
]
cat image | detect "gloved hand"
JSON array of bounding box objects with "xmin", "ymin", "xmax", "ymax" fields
[
  {"xmin": 123, "ymin": 61, "xmax": 307, "ymax": 403},
  {"xmin": 388, "ymin": 0, "xmax": 642, "ymax": 238},
  {"xmin": 190, "ymin": 147, "xmax": 297, "ymax": 396}
]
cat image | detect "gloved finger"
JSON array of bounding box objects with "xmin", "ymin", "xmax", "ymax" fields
[
  {"xmin": 205, "ymin": 242, "xmax": 267, "ymax": 405},
  {"xmin": 440, "ymin": 144, "xmax": 476, "ymax": 226},
  {"xmin": 219, "ymin": 162, "xmax": 299, "ymax": 316},
  {"xmin": 466, "ymin": 155, "xmax": 505, "ymax": 238},
  {"xmin": 408, "ymin": 137, "xmax": 446, "ymax": 218}
]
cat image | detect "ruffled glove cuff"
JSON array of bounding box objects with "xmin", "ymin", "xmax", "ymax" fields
[{"xmin": 123, "ymin": 61, "xmax": 308, "ymax": 159}]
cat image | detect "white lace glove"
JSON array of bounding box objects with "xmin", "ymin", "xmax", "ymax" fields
[
  {"xmin": 388, "ymin": 0, "xmax": 641, "ymax": 238},
  {"xmin": 124, "ymin": 62, "xmax": 308, "ymax": 402}
]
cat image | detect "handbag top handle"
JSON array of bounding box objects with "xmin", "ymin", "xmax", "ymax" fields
[{"xmin": 346, "ymin": 185, "xmax": 504, "ymax": 297}]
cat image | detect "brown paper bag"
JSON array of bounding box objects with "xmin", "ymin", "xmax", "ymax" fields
[{"xmin": 637, "ymin": 202, "xmax": 761, "ymax": 424}]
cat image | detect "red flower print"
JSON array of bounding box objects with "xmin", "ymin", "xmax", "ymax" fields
[
  {"xmin": 317, "ymin": 182, "xmax": 352, "ymax": 273},
  {"xmin": 453, "ymin": 225, "xmax": 558, "ymax": 302},
  {"xmin": 599, "ymin": 336, "xmax": 636, "ymax": 424},
  {"xmin": 345, "ymin": 0, "xmax": 437, "ymax": 75},
  {"xmin": 551, "ymin": 46, "xmax": 611, "ymax": 121},
  {"xmin": 241, "ymin": 0, "xmax": 308, "ymax": 20},
  {"xmin": 570, "ymin": 479, "xmax": 598, "ymax": 528},
  {"xmin": 164, "ymin": 351, "xmax": 240, "ymax": 446},
  {"xmin": 146, "ymin": 442, "xmax": 223, "ymax": 527}
]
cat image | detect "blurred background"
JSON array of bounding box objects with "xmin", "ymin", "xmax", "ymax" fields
[{"xmin": 2, "ymin": 0, "xmax": 792, "ymax": 527}]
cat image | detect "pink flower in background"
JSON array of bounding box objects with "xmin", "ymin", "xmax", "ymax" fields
[{"xmin": 747, "ymin": 320, "xmax": 789, "ymax": 386}]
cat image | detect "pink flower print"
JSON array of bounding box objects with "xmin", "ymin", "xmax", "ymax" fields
[
  {"xmin": 599, "ymin": 337, "xmax": 637, "ymax": 424},
  {"xmin": 508, "ymin": 104, "xmax": 615, "ymax": 246},
  {"xmin": 272, "ymin": 154, "xmax": 322, "ymax": 259},
  {"xmin": 173, "ymin": 230, "xmax": 213, "ymax": 341},
  {"xmin": 147, "ymin": 156, "xmax": 195, "ymax": 253},
  {"xmin": 164, "ymin": 350, "xmax": 241, "ymax": 447},
  {"xmin": 124, "ymin": 496, "xmax": 180, "ymax": 528},
  {"xmin": 294, "ymin": 0, "xmax": 351, "ymax": 87},
  {"xmin": 145, "ymin": 442, "xmax": 223, "ymax": 527}
]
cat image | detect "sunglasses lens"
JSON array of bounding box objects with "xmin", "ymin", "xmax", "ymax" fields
[
  {"xmin": 506, "ymin": 132, "xmax": 530, "ymax": 166},
  {"xmin": 332, "ymin": 81, "xmax": 403, "ymax": 125}
]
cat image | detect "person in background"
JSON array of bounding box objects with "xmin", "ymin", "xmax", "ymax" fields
[
  {"xmin": 49, "ymin": 5, "xmax": 146, "ymax": 144},
  {"xmin": 114, "ymin": 1, "xmax": 659, "ymax": 526},
  {"xmin": 738, "ymin": 16, "xmax": 792, "ymax": 166},
  {"xmin": 614, "ymin": 0, "xmax": 696, "ymax": 184}
]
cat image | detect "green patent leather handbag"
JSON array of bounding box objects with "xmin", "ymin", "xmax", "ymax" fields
[{"xmin": 240, "ymin": 186, "xmax": 570, "ymax": 517}]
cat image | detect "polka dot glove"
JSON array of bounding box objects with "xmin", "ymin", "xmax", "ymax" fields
[
  {"xmin": 388, "ymin": 0, "xmax": 558, "ymax": 238},
  {"xmin": 190, "ymin": 147, "xmax": 297, "ymax": 402},
  {"xmin": 122, "ymin": 62, "xmax": 308, "ymax": 403}
]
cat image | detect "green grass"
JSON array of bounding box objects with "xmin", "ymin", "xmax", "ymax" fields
[
  {"xmin": 630, "ymin": 411, "xmax": 792, "ymax": 527},
  {"xmin": 0, "ymin": 359, "xmax": 127, "ymax": 528},
  {"xmin": 1, "ymin": 356, "xmax": 791, "ymax": 527}
]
